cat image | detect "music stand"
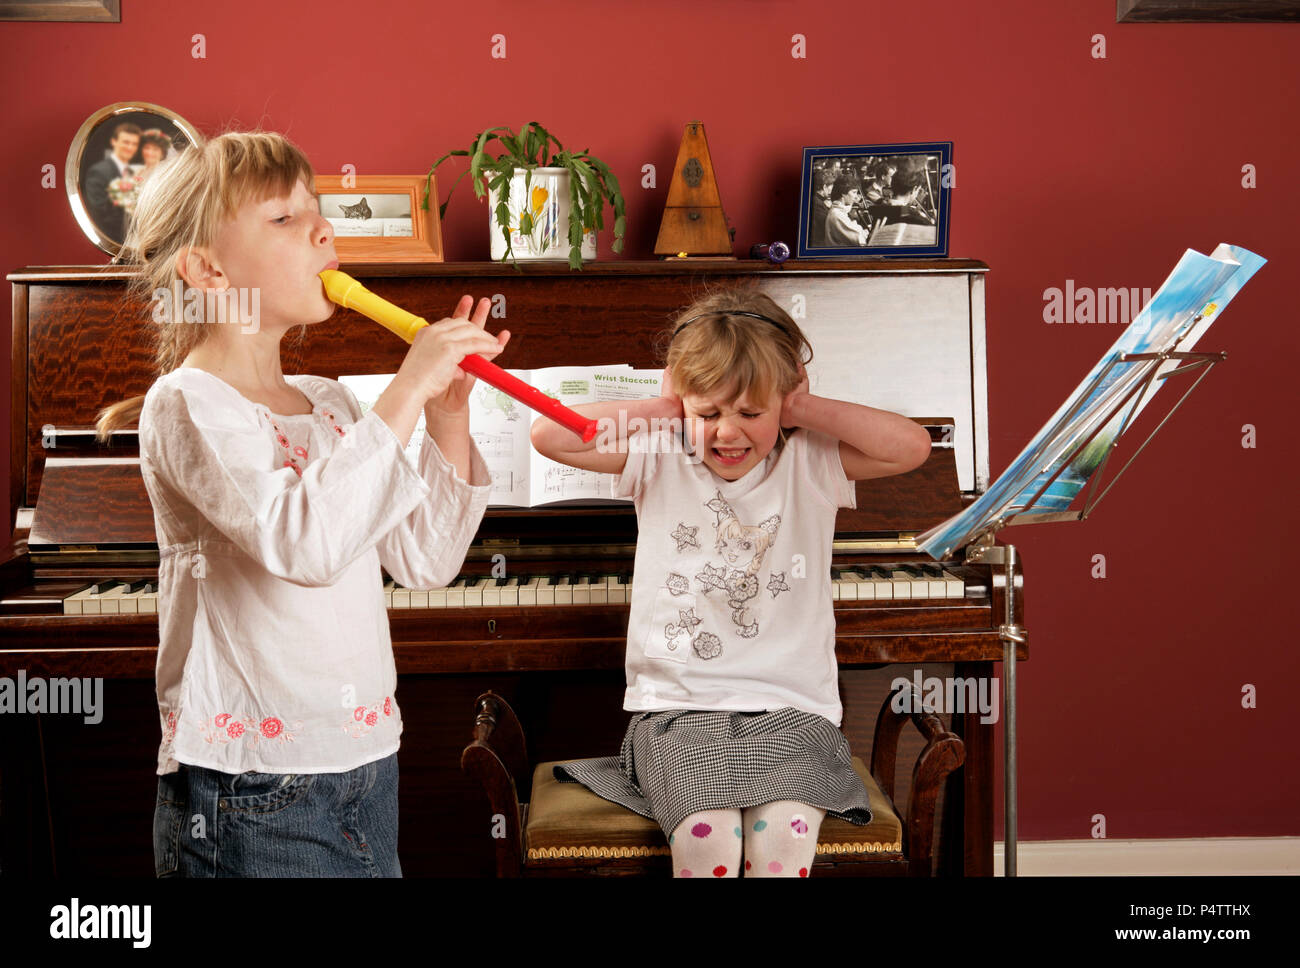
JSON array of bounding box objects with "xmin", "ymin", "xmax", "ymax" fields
[{"xmin": 916, "ymin": 243, "xmax": 1266, "ymax": 876}]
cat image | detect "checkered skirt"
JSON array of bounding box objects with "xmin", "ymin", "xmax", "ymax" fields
[{"xmin": 554, "ymin": 707, "xmax": 873, "ymax": 837}]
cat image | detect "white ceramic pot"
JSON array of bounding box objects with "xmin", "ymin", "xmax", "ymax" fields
[{"xmin": 488, "ymin": 166, "xmax": 598, "ymax": 262}]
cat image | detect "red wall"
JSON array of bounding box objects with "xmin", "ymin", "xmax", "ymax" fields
[{"xmin": 2, "ymin": 0, "xmax": 1296, "ymax": 843}]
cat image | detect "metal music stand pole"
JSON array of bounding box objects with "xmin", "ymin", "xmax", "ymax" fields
[{"xmin": 962, "ymin": 344, "xmax": 1227, "ymax": 877}]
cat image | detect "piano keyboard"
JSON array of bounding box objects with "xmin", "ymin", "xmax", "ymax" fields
[
  {"xmin": 62, "ymin": 580, "xmax": 158, "ymax": 615},
  {"xmin": 829, "ymin": 565, "xmax": 964, "ymax": 601},
  {"xmin": 60, "ymin": 567, "xmax": 968, "ymax": 614},
  {"xmin": 382, "ymin": 565, "xmax": 966, "ymax": 608}
]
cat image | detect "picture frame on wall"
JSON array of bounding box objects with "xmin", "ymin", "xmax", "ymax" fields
[
  {"xmin": 1116, "ymin": 0, "xmax": 1300, "ymax": 21},
  {"xmin": 65, "ymin": 101, "xmax": 202, "ymax": 257},
  {"xmin": 314, "ymin": 175, "xmax": 444, "ymax": 264},
  {"xmin": 796, "ymin": 142, "xmax": 952, "ymax": 259}
]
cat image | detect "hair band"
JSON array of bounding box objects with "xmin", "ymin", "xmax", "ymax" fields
[{"xmin": 673, "ymin": 310, "xmax": 785, "ymax": 337}]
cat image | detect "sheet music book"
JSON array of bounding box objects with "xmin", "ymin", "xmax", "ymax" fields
[
  {"xmin": 917, "ymin": 243, "xmax": 1267, "ymax": 559},
  {"xmin": 340, "ymin": 365, "xmax": 663, "ymax": 508}
]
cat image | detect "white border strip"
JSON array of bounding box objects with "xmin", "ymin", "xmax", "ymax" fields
[{"xmin": 995, "ymin": 837, "xmax": 1300, "ymax": 876}]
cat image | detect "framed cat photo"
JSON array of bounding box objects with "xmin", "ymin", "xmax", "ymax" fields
[
  {"xmin": 315, "ymin": 175, "xmax": 444, "ymax": 263},
  {"xmin": 796, "ymin": 142, "xmax": 953, "ymax": 259}
]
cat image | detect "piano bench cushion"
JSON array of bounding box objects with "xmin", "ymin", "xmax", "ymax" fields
[{"xmin": 524, "ymin": 757, "xmax": 903, "ymax": 864}]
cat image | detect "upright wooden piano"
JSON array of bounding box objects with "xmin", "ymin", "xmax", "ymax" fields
[{"xmin": 2, "ymin": 259, "xmax": 1024, "ymax": 876}]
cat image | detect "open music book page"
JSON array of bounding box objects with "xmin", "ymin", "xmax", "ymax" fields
[
  {"xmin": 916, "ymin": 243, "xmax": 1266, "ymax": 560},
  {"xmin": 340, "ymin": 365, "xmax": 663, "ymax": 508}
]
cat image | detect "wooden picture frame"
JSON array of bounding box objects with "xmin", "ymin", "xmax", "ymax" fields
[
  {"xmin": 314, "ymin": 175, "xmax": 444, "ymax": 264},
  {"xmin": 1118, "ymin": 0, "xmax": 1300, "ymax": 20},
  {"xmin": 0, "ymin": 0, "xmax": 119, "ymax": 21}
]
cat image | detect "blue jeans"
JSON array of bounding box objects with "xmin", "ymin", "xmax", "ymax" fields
[{"xmin": 153, "ymin": 753, "xmax": 401, "ymax": 877}]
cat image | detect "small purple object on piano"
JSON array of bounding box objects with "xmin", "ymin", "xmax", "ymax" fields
[{"xmin": 749, "ymin": 241, "xmax": 790, "ymax": 264}]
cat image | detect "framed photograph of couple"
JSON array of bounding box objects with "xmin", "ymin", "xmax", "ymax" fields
[
  {"xmin": 65, "ymin": 101, "xmax": 201, "ymax": 256},
  {"xmin": 796, "ymin": 142, "xmax": 952, "ymax": 258}
]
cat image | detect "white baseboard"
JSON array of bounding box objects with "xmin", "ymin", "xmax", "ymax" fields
[{"xmin": 993, "ymin": 837, "xmax": 1300, "ymax": 876}]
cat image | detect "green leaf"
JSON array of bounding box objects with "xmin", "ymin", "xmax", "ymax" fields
[
  {"xmin": 568, "ymin": 173, "xmax": 583, "ymax": 248},
  {"xmin": 519, "ymin": 211, "xmax": 533, "ymax": 235}
]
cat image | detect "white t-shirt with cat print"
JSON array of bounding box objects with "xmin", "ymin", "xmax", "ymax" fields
[{"xmin": 614, "ymin": 426, "xmax": 856, "ymax": 725}]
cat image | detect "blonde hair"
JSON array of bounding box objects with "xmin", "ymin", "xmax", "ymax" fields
[
  {"xmin": 714, "ymin": 516, "xmax": 774, "ymax": 576},
  {"xmin": 664, "ymin": 288, "xmax": 813, "ymax": 408},
  {"xmin": 94, "ymin": 130, "xmax": 317, "ymax": 443}
]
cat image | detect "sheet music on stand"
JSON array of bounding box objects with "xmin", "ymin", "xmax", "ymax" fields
[
  {"xmin": 913, "ymin": 243, "xmax": 1266, "ymax": 875},
  {"xmin": 918, "ymin": 243, "xmax": 1266, "ymax": 559}
]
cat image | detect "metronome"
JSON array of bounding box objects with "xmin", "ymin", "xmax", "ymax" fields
[{"xmin": 654, "ymin": 121, "xmax": 735, "ymax": 258}]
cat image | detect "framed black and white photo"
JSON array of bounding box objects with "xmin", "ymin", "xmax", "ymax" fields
[
  {"xmin": 796, "ymin": 142, "xmax": 952, "ymax": 258},
  {"xmin": 65, "ymin": 101, "xmax": 201, "ymax": 256}
]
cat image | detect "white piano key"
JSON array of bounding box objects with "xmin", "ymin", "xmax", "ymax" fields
[
  {"xmin": 118, "ymin": 581, "xmax": 151, "ymax": 615},
  {"xmin": 84, "ymin": 581, "xmax": 127, "ymax": 615},
  {"xmin": 65, "ymin": 584, "xmax": 97, "ymax": 616},
  {"xmin": 446, "ymin": 578, "xmax": 467, "ymax": 608},
  {"xmin": 833, "ymin": 570, "xmax": 856, "ymax": 601},
  {"xmin": 887, "ymin": 571, "xmax": 913, "ymax": 599},
  {"xmin": 868, "ymin": 569, "xmax": 895, "ymax": 600},
  {"xmin": 465, "ymin": 577, "xmax": 487, "ymax": 607},
  {"xmin": 100, "ymin": 582, "xmax": 132, "ymax": 614},
  {"xmin": 537, "ymin": 577, "xmax": 555, "ymax": 605},
  {"xmin": 894, "ymin": 570, "xmax": 928, "ymax": 598},
  {"xmin": 847, "ymin": 570, "xmax": 875, "ymax": 601},
  {"xmin": 573, "ymin": 576, "xmax": 591, "ymax": 605},
  {"xmin": 554, "ymin": 578, "xmax": 573, "ymax": 605},
  {"xmin": 609, "ymin": 576, "xmax": 627, "ymax": 604},
  {"xmin": 483, "ymin": 580, "xmax": 501, "ymax": 606},
  {"xmin": 408, "ymin": 587, "xmax": 429, "ymax": 608},
  {"xmin": 383, "ymin": 580, "xmax": 396, "ymax": 608},
  {"xmin": 500, "ymin": 577, "xmax": 519, "ymax": 606},
  {"xmin": 139, "ymin": 591, "xmax": 158, "ymax": 614},
  {"xmin": 519, "ymin": 577, "xmax": 540, "ymax": 606},
  {"xmin": 942, "ymin": 570, "xmax": 965, "ymax": 598},
  {"xmin": 392, "ymin": 584, "xmax": 411, "ymax": 609},
  {"xmin": 427, "ymin": 584, "xmax": 447, "ymax": 607},
  {"xmin": 589, "ymin": 576, "xmax": 607, "ymax": 605}
]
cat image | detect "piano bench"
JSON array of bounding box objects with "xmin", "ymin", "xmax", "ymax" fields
[
  {"xmin": 523, "ymin": 757, "xmax": 905, "ymax": 875},
  {"xmin": 463, "ymin": 688, "xmax": 962, "ymax": 877}
]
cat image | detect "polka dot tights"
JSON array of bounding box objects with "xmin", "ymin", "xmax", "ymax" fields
[{"xmin": 668, "ymin": 801, "xmax": 827, "ymax": 878}]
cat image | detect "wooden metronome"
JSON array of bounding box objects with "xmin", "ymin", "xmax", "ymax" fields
[{"xmin": 654, "ymin": 121, "xmax": 735, "ymax": 258}]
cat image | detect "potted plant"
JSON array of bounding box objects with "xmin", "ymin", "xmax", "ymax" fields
[{"xmin": 424, "ymin": 121, "xmax": 626, "ymax": 269}]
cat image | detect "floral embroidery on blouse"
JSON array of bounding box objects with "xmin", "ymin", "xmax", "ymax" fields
[
  {"xmin": 197, "ymin": 713, "xmax": 305, "ymax": 748},
  {"xmin": 341, "ymin": 695, "xmax": 395, "ymax": 738},
  {"xmin": 323, "ymin": 410, "xmax": 346, "ymax": 438},
  {"xmin": 260, "ymin": 401, "xmax": 347, "ymax": 477}
]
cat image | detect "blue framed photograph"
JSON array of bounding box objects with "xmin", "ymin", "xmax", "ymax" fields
[{"xmin": 796, "ymin": 142, "xmax": 952, "ymax": 258}]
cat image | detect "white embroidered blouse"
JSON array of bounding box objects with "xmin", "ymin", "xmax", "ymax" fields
[{"xmin": 138, "ymin": 368, "xmax": 492, "ymax": 775}]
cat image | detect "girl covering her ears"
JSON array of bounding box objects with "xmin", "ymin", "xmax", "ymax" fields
[
  {"xmin": 95, "ymin": 131, "xmax": 509, "ymax": 877},
  {"xmin": 530, "ymin": 289, "xmax": 932, "ymax": 878}
]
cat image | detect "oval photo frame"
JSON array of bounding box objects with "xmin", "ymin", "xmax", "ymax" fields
[{"xmin": 65, "ymin": 102, "xmax": 204, "ymax": 257}]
